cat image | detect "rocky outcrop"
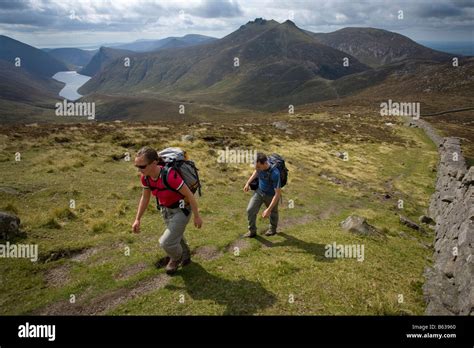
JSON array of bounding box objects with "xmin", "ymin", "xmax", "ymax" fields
[
  {"xmin": 399, "ymin": 214, "xmax": 424, "ymax": 232},
  {"xmin": 412, "ymin": 118, "xmax": 473, "ymax": 315}
]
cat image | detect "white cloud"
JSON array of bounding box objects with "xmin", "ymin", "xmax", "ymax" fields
[{"xmin": 0, "ymin": 0, "xmax": 471, "ymax": 47}]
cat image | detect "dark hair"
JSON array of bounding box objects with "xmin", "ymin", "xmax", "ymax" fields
[
  {"xmin": 256, "ymin": 152, "xmax": 267, "ymax": 164},
  {"xmin": 136, "ymin": 146, "xmax": 159, "ymax": 164}
]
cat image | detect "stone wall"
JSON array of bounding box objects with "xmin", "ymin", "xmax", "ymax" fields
[{"xmin": 410, "ymin": 118, "xmax": 473, "ymax": 315}]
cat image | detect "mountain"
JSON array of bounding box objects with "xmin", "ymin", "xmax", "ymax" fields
[
  {"xmin": 0, "ymin": 35, "xmax": 68, "ymax": 77},
  {"xmin": 308, "ymin": 27, "xmax": 454, "ymax": 67},
  {"xmin": 80, "ymin": 46, "xmax": 134, "ymax": 77},
  {"xmin": 79, "ymin": 19, "xmax": 369, "ymax": 110},
  {"xmin": 0, "ymin": 58, "xmax": 65, "ymax": 123},
  {"xmin": 0, "ymin": 35, "xmax": 66, "ymax": 122},
  {"xmin": 109, "ymin": 34, "xmax": 217, "ymax": 52},
  {"xmin": 0, "ymin": 59, "xmax": 62, "ymax": 103},
  {"xmin": 45, "ymin": 48, "xmax": 97, "ymax": 70},
  {"xmin": 338, "ymin": 57, "xmax": 474, "ymax": 104}
]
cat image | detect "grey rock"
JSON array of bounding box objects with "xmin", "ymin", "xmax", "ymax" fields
[
  {"xmin": 422, "ymin": 134, "xmax": 473, "ymax": 315},
  {"xmin": 272, "ymin": 121, "xmax": 288, "ymax": 131},
  {"xmin": 340, "ymin": 215, "xmax": 380, "ymax": 236},
  {"xmin": 441, "ymin": 195, "xmax": 455, "ymax": 203},
  {"xmin": 181, "ymin": 134, "xmax": 194, "ymax": 142},
  {"xmin": 419, "ymin": 215, "xmax": 435, "ymax": 225},
  {"xmin": 399, "ymin": 215, "xmax": 422, "ymax": 231},
  {"xmin": 462, "ymin": 167, "xmax": 474, "ymax": 186}
]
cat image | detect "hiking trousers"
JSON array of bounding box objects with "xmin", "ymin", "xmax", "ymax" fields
[
  {"xmin": 247, "ymin": 190, "xmax": 279, "ymax": 233},
  {"xmin": 159, "ymin": 206, "xmax": 192, "ymax": 261}
]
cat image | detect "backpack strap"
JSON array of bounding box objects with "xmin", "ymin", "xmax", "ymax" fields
[
  {"xmin": 196, "ymin": 169, "xmax": 202, "ymax": 196},
  {"xmin": 144, "ymin": 176, "xmax": 150, "ymax": 189},
  {"xmin": 144, "ymin": 168, "xmax": 185, "ymax": 210},
  {"xmin": 268, "ymin": 165, "xmax": 282, "ymax": 202},
  {"xmin": 144, "ymin": 175, "xmax": 161, "ymax": 210},
  {"xmin": 161, "ymin": 165, "xmax": 185, "ymax": 197},
  {"xmin": 144, "ymin": 175, "xmax": 168, "ymax": 193},
  {"xmin": 267, "ymin": 163, "xmax": 278, "ymax": 187}
]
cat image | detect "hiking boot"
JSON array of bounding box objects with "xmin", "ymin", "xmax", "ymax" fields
[
  {"xmin": 265, "ymin": 229, "xmax": 277, "ymax": 236},
  {"xmin": 181, "ymin": 257, "xmax": 192, "ymax": 266},
  {"xmin": 243, "ymin": 230, "xmax": 256, "ymax": 238},
  {"xmin": 165, "ymin": 258, "xmax": 181, "ymax": 275},
  {"xmin": 155, "ymin": 256, "xmax": 170, "ymax": 269}
]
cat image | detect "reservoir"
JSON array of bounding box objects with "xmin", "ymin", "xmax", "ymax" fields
[{"xmin": 52, "ymin": 71, "xmax": 91, "ymax": 101}]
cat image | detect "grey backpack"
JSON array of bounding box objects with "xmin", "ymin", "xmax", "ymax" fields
[{"xmin": 157, "ymin": 147, "xmax": 202, "ymax": 196}]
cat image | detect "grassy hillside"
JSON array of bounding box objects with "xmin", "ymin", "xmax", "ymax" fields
[
  {"xmin": 0, "ymin": 108, "xmax": 439, "ymax": 315},
  {"xmin": 325, "ymin": 57, "xmax": 474, "ymax": 165}
]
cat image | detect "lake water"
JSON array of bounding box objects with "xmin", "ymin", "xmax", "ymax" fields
[{"xmin": 52, "ymin": 71, "xmax": 91, "ymax": 101}]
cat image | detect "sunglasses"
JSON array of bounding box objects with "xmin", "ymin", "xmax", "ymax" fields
[{"xmin": 135, "ymin": 163, "xmax": 149, "ymax": 169}]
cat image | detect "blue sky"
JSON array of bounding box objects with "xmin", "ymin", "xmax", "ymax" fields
[{"xmin": 0, "ymin": 0, "xmax": 472, "ymax": 48}]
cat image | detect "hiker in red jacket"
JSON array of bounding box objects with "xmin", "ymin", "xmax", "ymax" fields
[{"xmin": 132, "ymin": 146, "xmax": 203, "ymax": 275}]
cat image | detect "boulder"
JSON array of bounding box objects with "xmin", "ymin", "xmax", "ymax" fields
[
  {"xmin": 340, "ymin": 215, "xmax": 380, "ymax": 236},
  {"xmin": 399, "ymin": 215, "xmax": 423, "ymax": 232},
  {"xmin": 181, "ymin": 134, "xmax": 194, "ymax": 142},
  {"xmin": 272, "ymin": 121, "xmax": 288, "ymax": 131}
]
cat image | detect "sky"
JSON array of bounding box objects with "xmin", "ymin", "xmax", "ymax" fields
[{"xmin": 0, "ymin": 0, "xmax": 472, "ymax": 48}]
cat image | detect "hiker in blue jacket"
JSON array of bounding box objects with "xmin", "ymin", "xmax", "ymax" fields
[{"xmin": 243, "ymin": 153, "xmax": 281, "ymax": 237}]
